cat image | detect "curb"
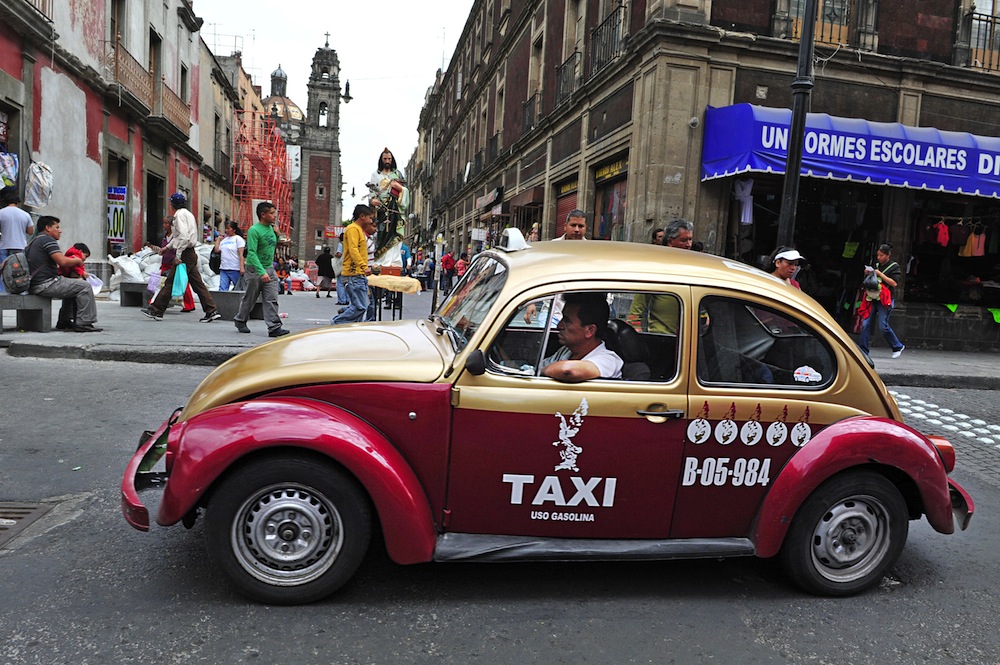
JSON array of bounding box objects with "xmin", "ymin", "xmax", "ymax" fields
[
  {"xmin": 876, "ymin": 373, "xmax": 1000, "ymax": 391},
  {"xmin": 5, "ymin": 341, "xmax": 244, "ymax": 366},
  {"xmin": 6, "ymin": 339, "xmax": 998, "ymax": 389}
]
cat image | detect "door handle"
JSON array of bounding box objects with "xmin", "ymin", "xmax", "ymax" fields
[{"xmin": 636, "ymin": 408, "xmax": 685, "ymax": 419}]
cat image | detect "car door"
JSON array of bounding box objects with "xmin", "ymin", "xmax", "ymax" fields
[
  {"xmin": 446, "ymin": 284, "xmax": 691, "ymax": 540},
  {"xmin": 671, "ymin": 288, "xmax": 863, "ymax": 539}
]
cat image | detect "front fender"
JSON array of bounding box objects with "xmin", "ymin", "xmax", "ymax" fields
[
  {"xmin": 752, "ymin": 416, "xmax": 955, "ymax": 558},
  {"xmin": 158, "ymin": 397, "xmax": 436, "ymax": 565}
]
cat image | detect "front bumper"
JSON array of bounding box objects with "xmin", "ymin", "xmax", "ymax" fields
[{"xmin": 121, "ymin": 411, "xmax": 179, "ymax": 531}]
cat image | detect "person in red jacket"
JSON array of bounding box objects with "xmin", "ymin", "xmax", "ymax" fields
[{"xmin": 440, "ymin": 250, "xmax": 456, "ymax": 292}]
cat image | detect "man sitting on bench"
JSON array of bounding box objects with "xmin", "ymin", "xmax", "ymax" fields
[{"xmin": 26, "ymin": 216, "xmax": 102, "ymax": 333}]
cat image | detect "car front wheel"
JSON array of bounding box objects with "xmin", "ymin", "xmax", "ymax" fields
[
  {"xmin": 205, "ymin": 456, "xmax": 372, "ymax": 605},
  {"xmin": 781, "ymin": 470, "xmax": 908, "ymax": 596}
]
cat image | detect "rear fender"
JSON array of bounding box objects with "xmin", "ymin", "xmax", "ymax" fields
[
  {"xmin": 752, "ymin": 416, "xmax": 955, "ymax": 558},
  {"xmin": 158, "ymin": 397, "xmax": 436, "ymax": 564}
]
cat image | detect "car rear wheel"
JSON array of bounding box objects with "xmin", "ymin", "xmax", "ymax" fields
[
  {"xmin": 781, "ymin": 471, "xmax": 908, "ymax": 596},
  {"xmin": 205, "ymin": 456, "xmax": 371, "ymax": 604}
]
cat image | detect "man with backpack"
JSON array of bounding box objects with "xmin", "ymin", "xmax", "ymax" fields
[
  {"xmin": 0, "ymin": 185, "xmax": 34, "ymax": 293},
  {"xmin": 25, "ymin": 215, "xmax": 101, "ymax": 332}
]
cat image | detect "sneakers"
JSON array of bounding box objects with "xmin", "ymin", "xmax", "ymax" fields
[
  {"xmin": 268, "ymin": 328, "xmax": 290, "ymax": 338},
  {"xmin": 891, "ymin": 345, "xmax": 905, "ymax": 359},
  {"xmin": 235, "ymin": 322, "xmax": 251, "ymax": 333},
  {"xmin": 200, "ymin": 310, "xmax": 222, "ymax": 323},
  {"xmin": 142, "ymin": 310, "xmax": 163, "ymax": 322}
]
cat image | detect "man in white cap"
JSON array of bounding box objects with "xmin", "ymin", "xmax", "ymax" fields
[{"xmin": 143, "ymin": 191, "xmax": 220, "ymax": 322}]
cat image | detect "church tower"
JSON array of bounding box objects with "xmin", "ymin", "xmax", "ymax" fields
[{"xmin": 294, "ymin": 34, "xmax": 346, "ymax": 258}]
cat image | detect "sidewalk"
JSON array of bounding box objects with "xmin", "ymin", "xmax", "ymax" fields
[
  {"xmin": 0, "ymin": 287, "xmax": 436, "ymax": 366},
  {"xmin": 1, "ymin": 288, "xmax": 998, "ymax": 389}
]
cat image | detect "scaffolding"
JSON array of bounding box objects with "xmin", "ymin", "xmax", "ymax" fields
[{"xmin": 232, "ymin": 110, "xmax": 292, "ymax": 239}]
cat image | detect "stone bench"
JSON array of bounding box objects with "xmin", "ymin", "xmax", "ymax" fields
[
  {"xmin": 210, "ymin": 290, "xmax": 263, "ymax": 321},
  {"xmin": 119, "ymin": 281, "xmax": 149, "ymax": 307},
  {"xmin": 0, "ymin": 293, "xmax": 52, "ymax": 332}
]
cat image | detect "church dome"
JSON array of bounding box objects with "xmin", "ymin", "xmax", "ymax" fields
[
  {"xmin": 264, "ymin": 95, "xmax": 306, "ymax": 123},
  {"xmin": 265, "ymin": 63, "xmax": 304, "ymax": 123}
]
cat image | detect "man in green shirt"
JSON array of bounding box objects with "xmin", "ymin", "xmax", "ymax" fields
[{"xmin": 234, "ymin": 201, "xmax": 289, "ymax": 337}]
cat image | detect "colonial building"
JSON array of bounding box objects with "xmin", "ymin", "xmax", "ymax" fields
[
  {"xmin": 0, "ymin": 0, "xmax": 210, "ymax": 277},
  {"xmin": 412, "ymin": 0, "xmax": 1000, "ymax": 351}
]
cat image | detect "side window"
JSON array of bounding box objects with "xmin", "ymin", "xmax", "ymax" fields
[
  {"xmin": 696, "ymin": 296, "xmax": 836, "ymax": 388},
  {"xmin": 485, "ymin": 291, "xmax": 682, "ymax": 382},
  {"xmin": 487, "ymin": 296, "xmax": 555, "ymax": 376}
]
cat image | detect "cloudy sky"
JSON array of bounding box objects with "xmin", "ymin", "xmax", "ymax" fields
[{"xmin": 196, "ymin": 0, "xmax": 474, "ymax": 215}]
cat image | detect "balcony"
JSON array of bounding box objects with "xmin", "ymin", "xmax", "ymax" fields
[
  {"xmin": 148, "ymin": 77, "xmax": 191, "ymax": 142},
  {"xmin": 107, "ymin": 37, "xmax": 153, "ymax": 113},
  {"xmin": 2, "ymin": 0, "xmax": 55, "ymax": 44},
  {"xmin": 556, "ymin": 52, "xmax": 581, "ymax": 106},
  {"xmin": 522, "ymin": 92, "xmax": 539, "ymax": 133},
  {"xmin": 27, "ymin": 0, "xmax": 52, "ymax": 19},
  {"xmin": 473, "ymin": 149, "xmax": 484, "ymax": 177},
  {"xmin": 488, "ymin": 131, "xmax": 501, "ymax": 164},
  {"xmin": 215, "ymin": 149, "xmax": 232, "ymax": 182},
  {"xmin": 590, "ymin": 3, "xmax": 627, "ymax": 77},
  {"xmin": 787, "ymin": 0, "xmax": 879, "ymax": 51},
  {"xmin": 968, "ymin": 12, "xmax": 1000, "ymax": 72}
]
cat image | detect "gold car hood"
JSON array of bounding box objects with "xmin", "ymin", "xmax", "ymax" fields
[{"xmin": 180, "ymin": 319, "xmax": 448, "ymax": 419}]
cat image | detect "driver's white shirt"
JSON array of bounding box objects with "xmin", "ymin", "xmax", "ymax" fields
[{"xmin": 540, "ymin": 341, "xmax": 623, "ymax": 379}]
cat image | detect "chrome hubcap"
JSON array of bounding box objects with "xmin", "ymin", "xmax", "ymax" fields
[{"xmin": 231, "ymin": 484, "xmax": 344, "ymax": 586}]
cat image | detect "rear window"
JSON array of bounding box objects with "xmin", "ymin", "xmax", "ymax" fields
[{"xmin": 696, "ymin": 296, "xmax": 836, "ymax": 389}]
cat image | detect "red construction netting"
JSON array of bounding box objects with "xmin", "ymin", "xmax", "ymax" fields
[{"xmin": 232, "ymin": 110, "xmax": 292, "ymax": 239}]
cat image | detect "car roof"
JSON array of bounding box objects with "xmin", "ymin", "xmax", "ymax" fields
[{"xmin": 482, "ymin": 240, "xmax": 837, "ymax": 328}]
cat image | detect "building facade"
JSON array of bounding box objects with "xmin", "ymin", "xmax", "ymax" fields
[
  {"xmin": 412, "ymin": 0, "xmax": 1000, "ymax": 351},
  {"xmin": 0, "ymin": 0, "xmax": 210, "ymax": 275}
]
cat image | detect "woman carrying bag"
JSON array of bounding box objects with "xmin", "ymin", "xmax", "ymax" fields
[{"xmin": 857, "ymin": 243, "xmax": 904, "ymax": 359}]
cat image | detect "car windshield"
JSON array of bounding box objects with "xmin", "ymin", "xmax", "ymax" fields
[{"xmin": 435, "ymin": 255, "xmax": 508, "ymax": 351}]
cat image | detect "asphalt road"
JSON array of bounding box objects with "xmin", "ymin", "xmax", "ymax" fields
[{"xmin": 0, "ymin": 358, "xmax": 996, "ymax": 664}]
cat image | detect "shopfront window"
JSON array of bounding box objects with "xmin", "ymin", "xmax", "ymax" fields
[{"xmin": 594, "ymin": 178, "xmax": 626, "ymax": 241}]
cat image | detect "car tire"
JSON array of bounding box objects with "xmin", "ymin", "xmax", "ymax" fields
[
  {"xmin": 204, "ymin": 456, "xmax": 372, "ymax": 605},
  {"xmin": 780, "ymin": 470, "xmax": 908, "ymax": 596}
]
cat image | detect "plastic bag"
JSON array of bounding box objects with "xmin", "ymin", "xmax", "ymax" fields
[
  {"xmin": 23, "ymin": 162, "xmax": 53, "ymax": 208},
  {"xmin": 147, "ymin": 271, "xmax": 161, "ymax": 294},
  {"xmin": 862, "ymin": 271, "xmax": 879, "ymax": 291},
  {"xmin": 172, "ymin": 263, "xmax": 189, "ymax": 298},
  {"xmin": 85, "ymin": 273, "xmax": 103, "ymax": 295}
]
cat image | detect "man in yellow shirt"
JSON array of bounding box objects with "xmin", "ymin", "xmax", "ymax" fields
[{"xmin": 332, "ymin": 205, "xmax": 376, "ymax": 324}]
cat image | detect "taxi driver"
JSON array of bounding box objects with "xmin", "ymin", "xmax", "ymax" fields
[{"xmin": 540, "ymin": 293, "xmax": 623, "ymax": 382}]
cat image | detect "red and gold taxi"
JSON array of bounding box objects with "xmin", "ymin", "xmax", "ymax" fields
[{"xmin": 122, "ymin": 231, "xmax": 973, "ymax": 604}]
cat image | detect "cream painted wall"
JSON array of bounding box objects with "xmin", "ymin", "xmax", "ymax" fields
[{"xmin": 37, "ymin": 67, "xmax": 105, "ymax": 256}]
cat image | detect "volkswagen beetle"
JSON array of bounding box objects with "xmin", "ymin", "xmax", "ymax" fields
[{"xmin": 122, "ymin": 231, "xmax": 973, "ymax": 604}]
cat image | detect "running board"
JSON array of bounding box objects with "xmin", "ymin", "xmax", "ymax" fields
[{"xmin": 434, "ymin": 533, "xmax": 756, "ymax": 562}]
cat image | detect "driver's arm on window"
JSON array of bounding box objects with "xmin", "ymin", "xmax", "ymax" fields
[{"xmin": 542, "ymin": 359, "xmax": 600, "ymax": 383}]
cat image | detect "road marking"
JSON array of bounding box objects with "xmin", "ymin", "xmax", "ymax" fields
[{"xmin": 893, "ymin": 393, "xmax": 1000, "ymax": 448}]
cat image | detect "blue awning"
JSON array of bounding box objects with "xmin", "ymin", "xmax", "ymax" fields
[{"xmin": 701, "ymin": 103, "xmax": 1000, "ymax": 199}]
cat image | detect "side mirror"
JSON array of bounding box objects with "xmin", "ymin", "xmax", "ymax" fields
[{"xmin": 465, "ymin": 349, "xmax": 486, "ymax": 376}]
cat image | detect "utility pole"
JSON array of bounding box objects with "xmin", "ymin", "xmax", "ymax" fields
[{"xmin": 776, "ymin": 0, "xmax": 819, "ymax": 248}]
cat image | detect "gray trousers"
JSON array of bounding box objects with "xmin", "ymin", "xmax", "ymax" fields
[
  {"xmin": 30, "ymin": 276, "xmax": 98, "ymax": 327},
  {"xmin": 235, "ymin": 265, "xmax": 280, "ymax": 331}
]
